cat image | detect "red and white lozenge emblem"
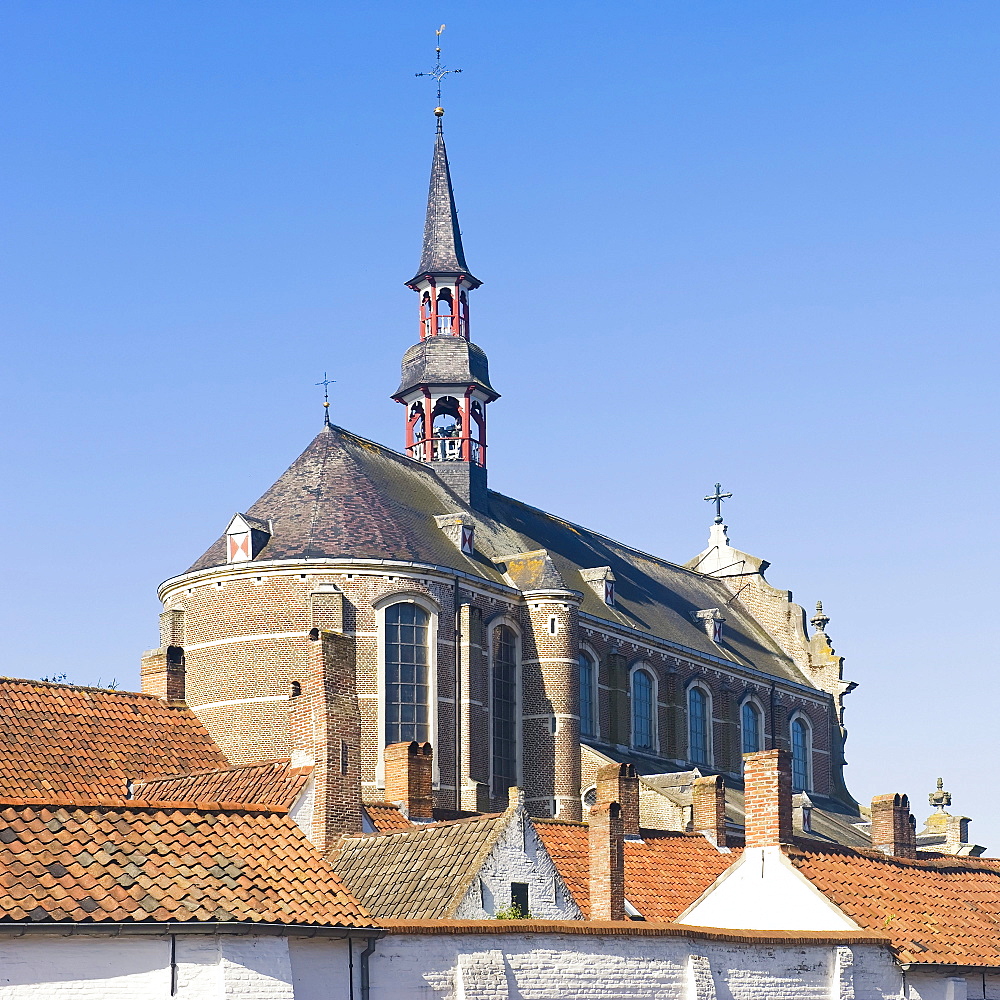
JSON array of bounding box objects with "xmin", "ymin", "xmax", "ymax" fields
[{"xmin": 228, "ymin": 532, "xmax": 250, "ymax": 562}]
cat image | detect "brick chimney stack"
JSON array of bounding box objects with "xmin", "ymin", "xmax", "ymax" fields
[
  {"xmin": 596, "ymin": 763, "xmax": 640, "ymax": 839},
  {"xmin": 692, "ymin": 774, "xmax": 727, "ymax": 847},
  {"xmin": 870, "ymin": 793, "xmax": 918, "ymax": 859},
  {"xmin": 589, "ymin": 801, "xmax": 626, "ymax": 921},
  {"xmin": 743, "ymin": 749, "xmax": 793, "ymax": 848},
  {"xmin": 140, "ymin": 645, "xmax": 186, "ymax": 705},
  {"xmin": 287, "ymin": 628, "xmax": 362, "ymax": 851},
  {"xmin": 384, "ymin": 741, "xmax": 434, "ymax": 821}
]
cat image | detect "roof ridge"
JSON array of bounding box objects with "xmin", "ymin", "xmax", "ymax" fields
[
  {"xmin": 343, "ymin": 811, "xmax": 504, "ymax": 843},
  {"xmin": 0, "ymin": 796, "xmax": 287, "ymax": 815},
  {"xmin": 443, "ymin": 807, "xmax": 519, "ymax": 918},
  {"xmin": 0, "ymin": 676, "xmax": 169, "ymax": 700},
  {"xmin": 138, "ymin": 758, "xmax": 293, "ymax": 784}
]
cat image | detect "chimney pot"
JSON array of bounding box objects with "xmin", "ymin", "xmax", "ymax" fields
[
  {"xmin": 870, "ymin": 793, "xmax": 917, "ymax": 859},
  {"xmin": 384, "ymin": 741, "xmax": 434, "ymax": 821},
  {"xmin": 596, "ymin": 763, "xmax": 640, "ymax": 839},
  {"xmin": 743, "ymin": 749, "xmax": 793, "ymax": 848}
]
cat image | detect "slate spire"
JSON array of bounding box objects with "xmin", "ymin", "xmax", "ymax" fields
[{"xmin": 409, "ymin": 127, "xmax": 480, "ymax": 287}]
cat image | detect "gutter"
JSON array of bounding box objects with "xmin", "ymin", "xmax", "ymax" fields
[{"xmin": 0, "ymin": 921, "xmax": 383, "ymax": 940}]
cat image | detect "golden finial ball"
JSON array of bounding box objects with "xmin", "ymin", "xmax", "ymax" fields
[
  {"xmin": 323, "ymin": 401, "xmax": 330, "ymax": 408},
  {"xmin": 434, "ymin": 106, "xmax": 445, "ymax": 117}
]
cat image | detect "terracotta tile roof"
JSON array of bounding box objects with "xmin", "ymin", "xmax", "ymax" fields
[
  {"xmin": 535, "ymin": 820, "xmax": 737, "ymax": 921},
  {"xmin": 135, "ymin": 759, "xmax": 310, "ymax": 809},
  {"xmin": 787, "ymin": 844, "xmax": 1000, "ymax": 966},
  {"xmin": 363, "ymin": 802, "xmax": 413, "ymax": 832},
  {"xmin": 330, "ymin": 813, "xmax": 508, "ymax": 919},
  {"xmin": 0, "ymin": 797, "xmax": 371, "ymax": 927},
  {"xmin": 0, "ymin": 678, "xmax": 228, "ymax": 798}
]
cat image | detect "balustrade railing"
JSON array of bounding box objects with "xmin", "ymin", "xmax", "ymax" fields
[{"xmin": 407, "ymin": 437, "xmax": 484, "ymax": 466}]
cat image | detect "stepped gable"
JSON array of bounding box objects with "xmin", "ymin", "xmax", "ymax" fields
[
  {"xmin": 0, "ymin": 797, "xmax": 370, "ymax": 927},
  {"xmin": 187, "ymin": 424, "xmax": 502, "ymax": 579},
  {"xmin": 485, "ymin": 493, "xmax": 809, "ymax": 684},
  {"xmin": 534, "ymin": 820, "xmax": 736, "ymax": 920},
  {"xmin": 0, "ymin": 678, "xmax": 227, "ymax": 798},
  {"xmin": 787, "ymin": 844, "xmax": 1000, "ymax": 967},
  {"xmin": 135, "ymin": 759, "xmax": 311, "ymax": 809},
  {"xmin": 330, "ymin": 813, "xmax": 508, "ymax": 919}
]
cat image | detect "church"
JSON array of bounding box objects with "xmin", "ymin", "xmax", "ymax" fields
[{"xmin": 140, "ymin": 104, "xmax": 868, "ymax": 849}]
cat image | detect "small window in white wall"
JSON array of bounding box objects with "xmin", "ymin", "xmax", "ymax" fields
[{"xmin": 791, "ymin": 715, "xmax": 813, "ymax": 791}]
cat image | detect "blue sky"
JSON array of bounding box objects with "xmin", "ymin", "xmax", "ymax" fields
[{"xmin": 1, "ymin": 2, "xmax": 997, "ymax": 841}]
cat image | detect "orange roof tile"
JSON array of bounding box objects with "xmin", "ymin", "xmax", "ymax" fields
[
  {"xmin": 0, "ymin": 678, "xmax": 228, "ymax": 798},
  {"xmin": 363, "ymin": 802, "xmax": 412, "ymax": 832},
  {"xmin": 136, "ymin": 759, "xmax": 310, "ymax": 808},
  {"xmin": 787, "ymin": 844, "xmax": 1000, "ymax": 967},
  {"xmin": 535, "ymin": 820, "xmax": 737, "ymax": 920},
  {"xmin": 0, "ymin": 797, "xmax": 371, "ymax": 927}
]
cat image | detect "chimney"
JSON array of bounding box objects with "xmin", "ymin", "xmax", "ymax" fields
[
  {"xmin": 589, "ymin": 801, "xmax": 625, "ymax": 921},
  {"xmin": 140, "ymin": 645, "xmax": 186, "ymax": 704},
  {"xmin": 596, "ymin": 763, "xmax": 640, "ymax": 839},
  {"xmin": 743, "ymin": 749, "xmax": 793, "ymax": 848},
  {"xmin": 288, "ymin": 628, "xmax": 362, "ymax": 850},
  {"xmin": 870, "ymin": 793, "xmax": 917, "ymax": 859},
  {"xmin": 692, "ymin": 774, "xmax": 727, "ymax": 847},
  {"xmin": 384, "ymin": 741, "xmax": 434, "ymax": 821}
]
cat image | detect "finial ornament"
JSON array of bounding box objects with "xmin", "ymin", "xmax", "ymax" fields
[
  {"xmin": 315, "ymin": 372, "xmax": 336, "ymax": 427},
  {"xmin": 703, "ymin": 483, "xmax": 733, "ymax": 525},
  {"xmin": 810, "ymin": 600, "xmax": 830, "ymax": 634},
  {"xmin": 415, "ymin": 24, "xmax": 462, "ymax": 127},
  {"xmin": 929, "ymin": 777, "xmax": 952, "ymax": 813}
]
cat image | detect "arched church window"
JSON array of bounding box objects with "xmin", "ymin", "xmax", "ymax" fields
[
  {"xmin": 436, "ymin": 289, "xmax": 453, "ymax": 335},
  {"xmin": 791, "ymin": 716, "xmax": 812, "ymax": 791},
  {"xmin": 492, "ymin": 624, "xmax": 518, "ymax": 792},
  {"xmin": 631, "ymin": 667, "xmax": 655, "ymax": 750},
  {"xmin": 385, "ymin": 603, "xmax": 430, "ymax": 744},
  {"xmin": 741, "ymin": 700, "xmax": 762, "ymax": 755},
  {"xmin": 688, "ymin": 686, "xmax": 711, "ymax": 765},
  {"xmin": 579, "ymin": 652, "xmax": 596, "ymax": 738}
]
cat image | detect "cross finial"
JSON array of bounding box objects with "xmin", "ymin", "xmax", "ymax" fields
[
  {"xmin": 703, "ymin": 483, "xmax": 733, "ymax": 525},
  {"xmin": 315, "ymin": 372, "xmax": 336, "ymax": 427},
  {"xmin": 415, "ymin": 24, "xmax": 462, "ymax": 129}
]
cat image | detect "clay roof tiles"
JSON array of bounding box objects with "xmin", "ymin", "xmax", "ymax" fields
[
  {"xmin": 330, "ymin": 813, "xmax": 508, "ymax": 919},
  {"xmin": 787, "ymin": 844, "xmax": 1000, "ymax": 967},
  {"xmin": 0, "ymin": 678, "xmax": 228, "ymax": 799},
  {"xmin": 135, "ymin": 759, "xmax": 310, "ymax": 809},
  {"xmin": 0, "ymin": 798, "xmax": 371, "ymax": 927},
  {"xmin": 534, "ymin": 820, "xmax": 737, "ymax": 921},
  {"xmin": 362, "ymin": 802, "xmax": 414, "ymax": 832}
]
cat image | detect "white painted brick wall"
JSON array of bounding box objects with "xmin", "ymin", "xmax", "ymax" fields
[{"xmin": 453, "ymin": 808, "xmax": 581, "ymax": 920}]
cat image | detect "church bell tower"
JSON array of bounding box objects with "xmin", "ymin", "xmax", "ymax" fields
[{"xmin": 392, "ymin": 109, "xmax": 498, "ymax": 510}]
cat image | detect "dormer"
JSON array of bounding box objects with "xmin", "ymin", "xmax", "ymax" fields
[
  {"xmin": 691, "ymin": 608, "xmax": 725, "ymax": 643},
  {"xmin": 434, "ymin": 513, "xmax": 475, "ymax": 556},
  {"xmin": 580, "ymin": 567, "xmax": 616, "ymax": 606},
  {"xmin": 225, "ymin": 513, "xmax": 272, "ymax": 564}
]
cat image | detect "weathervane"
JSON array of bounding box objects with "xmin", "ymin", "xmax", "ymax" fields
[
  {"xmin": 704, "ymin": 483, "xmax": 733, "ymax": 524},
  {"xmin": 415, "ymin": 25, "xmax": 462, "ymax": 128},
  {"xmin": 315, "ymin": 372, "xmax": 336, "ymax": 427}
]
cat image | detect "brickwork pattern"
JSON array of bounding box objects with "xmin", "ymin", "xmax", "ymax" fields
[
  {"xmin": 744, "ymin": 749, "xmax": 794, "ymax": 848},
  {"xmin": 588, "ymin": 802, "xmax": 625, "ymax": 921}
]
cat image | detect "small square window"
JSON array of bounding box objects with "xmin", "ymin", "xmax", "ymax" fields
[{"xmin": 510, "ymin": 882, "xmax": 529, "ymax": 917}]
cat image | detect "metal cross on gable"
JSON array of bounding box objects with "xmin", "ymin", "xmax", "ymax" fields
[
  {"xmin": 415, "ymin": 24, "xmax": 462, "ymax": 115},
  {"xmin": 704, "ymin": 483, "xmax": 733, "ymax": 524},
  {"xmin": 315, "ymin": 372, "xmax": 336, "ymax": 426}
]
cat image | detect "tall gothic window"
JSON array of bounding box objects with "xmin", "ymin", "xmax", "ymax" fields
[
  {"xmin": 741, "ymin": 701, "xmax": 762, "ymax": 755},
  {"xmin": 579, "ymin": 652, "xmax": 596, "ymax": 738},
  {"xmin": 631, "ymin": 668, "xmax": 654, "ymax": 750},
  {"xmin": 791, "ymin": 716, "xmax": 812, "ymax": 791},
  {"xmin": 492, "ymin": 625, "xmax": 518, "ymax": 791},
  {"xmin": 688, "ymin": 686, "xmax": 710, "ymax": 765},
  {"xmin": 385, "ymin": 603, "xmax": 429, "ymax": 744}
]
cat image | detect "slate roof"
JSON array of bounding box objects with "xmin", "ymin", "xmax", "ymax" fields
[
  {"xmin": 330, "ymin": 813, "xmax": 508, "ymax": 919},
  {"xmin": 394, "ymin": 337, "xmax": 497, "ymax": 399},
  {"xmin": 185, "ymin": 425, "xmax": 807, "ymax": 685},
  {"xmin": 135, "ymin": 759, "xmax": 310, "ymax": 809},
  {"xmin": 0, "ymin": 798, "xmax": 370, "ymax": 927},
  {"xmin": 0, "ymin": 678, "xmax": 228, "ymax": 799},
  {"xmin": 534, "ymin": 820, "xmax": 736, "ymax": 921},
  {"xmin": 787, "ymin": 844, "xmax": 1000, "ymax": 967},
  {"xmin": 408, "ymin": 130, "xmax": 479, "ymax": 285}
]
